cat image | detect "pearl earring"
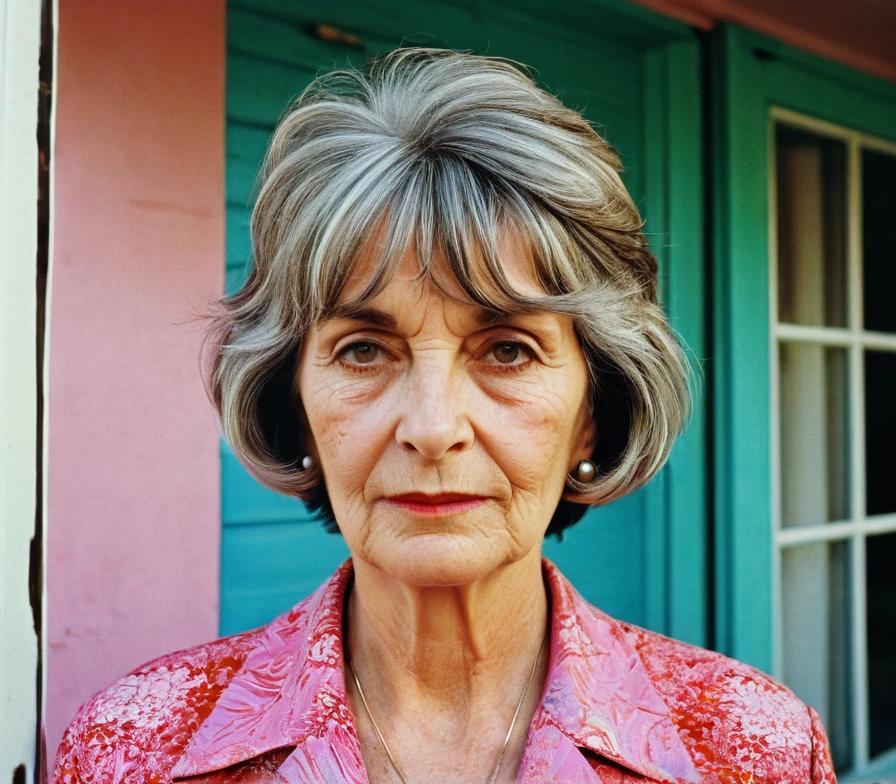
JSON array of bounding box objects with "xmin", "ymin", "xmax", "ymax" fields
[
  {"xmin": 574, "ymin": 459, "xmax": 596, "ymax": 483},
  {"xmin": 301, "ymin": 455, "xmax": 314, "ymax": 471}
]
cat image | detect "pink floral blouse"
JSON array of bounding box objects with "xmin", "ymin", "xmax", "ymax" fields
[{"xmin": 54, "ymin": 558, "xmax": 836, "ymax": 783}]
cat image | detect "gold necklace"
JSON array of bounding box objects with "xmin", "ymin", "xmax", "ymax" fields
[{"xmin": 348, "ymin": 632, "xmax": 547, "ymax": 784}]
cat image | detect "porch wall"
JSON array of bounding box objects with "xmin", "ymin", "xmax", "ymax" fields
[{"xmin": 46, "ymin": 0, "xmax": 225, "ymax": 761}]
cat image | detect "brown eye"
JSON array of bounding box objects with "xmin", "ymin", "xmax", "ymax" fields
[
  {"xmin": 341, "ymin": 342, "xmax": 381, "ymax": 365},
  {"xmin": 494, "ymin": 342, "xmax": 521, "ymax": 363},
  {"xmin": 487, "ymin": 341, "xmax": 532, "ymax": 366}
]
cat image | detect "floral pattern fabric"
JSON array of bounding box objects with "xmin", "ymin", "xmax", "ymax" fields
[{"xmin": 54, "ymin": 558, "xmax": 836, "ymax": 783}]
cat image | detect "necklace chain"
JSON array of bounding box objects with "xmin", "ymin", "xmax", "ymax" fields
[{"xmin": 348, "ymin": 632, "xmax": 547, "ymax": 784}]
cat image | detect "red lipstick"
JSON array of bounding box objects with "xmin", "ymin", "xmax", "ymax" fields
[{"xmin": 386, "ymin": 492, "xmax": 486, "ymax": 517}]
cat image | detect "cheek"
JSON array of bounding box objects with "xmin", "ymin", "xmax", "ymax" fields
[
  {"xmin": 303, "ymin": 382, "xmax": 386, "ymax": 474},
  {"xmin": 479, "ymin": 382, "xmax": 581, "ymax": 492}
]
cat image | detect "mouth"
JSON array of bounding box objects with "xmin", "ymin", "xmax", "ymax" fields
[{"xmin": 385, "ymin": 492, "xmax": 488, "ymax": 517}]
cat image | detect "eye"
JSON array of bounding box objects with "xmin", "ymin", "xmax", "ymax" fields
[
  {"xmin": 338, "ymin": 341, "xmax": 383, "ymax": 366},
  {"xmin": 484, "ymin": 340, "xmax": 534, "ymax": 368}
]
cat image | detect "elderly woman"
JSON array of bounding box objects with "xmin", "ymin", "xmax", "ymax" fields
[{"xmin": 55, "ymin": 48, "xmax": 835, "ymax": 783}]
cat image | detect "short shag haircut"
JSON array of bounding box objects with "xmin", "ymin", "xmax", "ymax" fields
[{"xmin": 207, "ymin": 47, "xmax": 693, "ymax": 539}]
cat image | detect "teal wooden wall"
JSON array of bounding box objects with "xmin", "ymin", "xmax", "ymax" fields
[
  {"xmin": 221, "ymin": 0, "xmax": 706, "ymax": 644},
  {"xmin": 711, "ymin": 24, "xmax": 896, "ymax": 674}
]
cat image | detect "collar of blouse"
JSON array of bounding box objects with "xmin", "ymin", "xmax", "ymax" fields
[{"xmin": 170, "ymin": 558, "xmax": 699, "ymax": 784}]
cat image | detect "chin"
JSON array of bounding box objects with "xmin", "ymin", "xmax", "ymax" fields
[{"xmin": 370, "ymin": 531, "xmax": 520, "ymax": 588}]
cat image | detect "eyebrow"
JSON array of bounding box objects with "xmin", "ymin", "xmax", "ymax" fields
[
  {"xmin": 326, "ymin": 305, "xmax": 398, "ymax": 328},
  {"xmin": 474, "ymin": 309, "xmax": 527, "ymax": 326},
  {"xmin": 326, "ymin": 303, "xmax": 538, "ymax": 329}
]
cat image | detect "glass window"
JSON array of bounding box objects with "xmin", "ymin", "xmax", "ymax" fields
[
  {"xmin": 865, "ymin": 350, "xmax": 896, "ymax": 517},
  {"xmin": 867, "ymin": 531, "xmax": 896, "ymax": 757},
  {"xmin": 776, "ymin": 125, "xmax": 848, "ymax": 327},
  {"xmin": 779, "ymin": 343, "xmax": 850, "ymax": 526},
  {"xmin": 773, "ymin": 115, "xmax": 896, "ymax": 774},
  {"xmin": 862, "ymin": 149, "xmax": 896, "ymax": 334},
  {"xmin": 781, "ymin": 540, "xmax": 852, "ymax": 769}
]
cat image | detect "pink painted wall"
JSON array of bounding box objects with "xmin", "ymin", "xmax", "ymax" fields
[{"xmin": 47, "ymin": 0, "xmax": 225, "ymax": 762}]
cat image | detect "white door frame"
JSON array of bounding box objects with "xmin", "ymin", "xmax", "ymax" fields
[{"xmin": 0, "ymin": 0, "xmax": 51, "ymax": 781}]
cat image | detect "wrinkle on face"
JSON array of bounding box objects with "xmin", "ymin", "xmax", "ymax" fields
[{"xmin": 296, "ymin": 229, "xmax": 594, "ymax": 587}]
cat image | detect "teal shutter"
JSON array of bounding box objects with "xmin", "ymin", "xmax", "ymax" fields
[{"xmin": 222, "ymin": 0, "xmax": 706, "ymax": 649}]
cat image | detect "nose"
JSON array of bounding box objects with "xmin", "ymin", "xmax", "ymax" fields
[{"xmin": 394, "ymin": 356, "xmax": 474, "ymax": 460}]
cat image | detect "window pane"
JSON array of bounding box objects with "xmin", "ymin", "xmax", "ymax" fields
[
  {"xmin": 863, "ymin": 148, "xmax": 896, "ymax": 333},
  {"xmin": 779, "ymin": 342, "xmax": 850, "ymax": 526},
  {"xmin": 781, "ymin": 540, "xmax": 852, "ymax": 770},
  {"xmin": 776, "ymin": 125, "xmax": 848, "ymax": 327},
  {"xmin": 867, "ymin": 531, "xmax": 896, "ymax": 758},
  {"xmin": 866, "ymin": 351, "xmax": 896, "ymax": 516}
]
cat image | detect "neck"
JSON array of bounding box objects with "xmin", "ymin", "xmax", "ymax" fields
[{"xmin": 345, "ymin": 548, "xmax": 549, "ymax": 716}]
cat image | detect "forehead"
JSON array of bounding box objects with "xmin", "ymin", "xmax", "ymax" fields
[{"xmin": 336, "ymin": 221, "xmax": 545, "ymax": 307}]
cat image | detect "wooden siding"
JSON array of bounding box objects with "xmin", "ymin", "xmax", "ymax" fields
[{"xmin": 222, "ymin": 0, "xmax": 707, "ymax": 647}]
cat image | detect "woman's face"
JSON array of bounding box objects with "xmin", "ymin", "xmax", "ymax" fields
[{"xmin": 297, "ymin": 234, "xmax": 595, "ymax": 587}]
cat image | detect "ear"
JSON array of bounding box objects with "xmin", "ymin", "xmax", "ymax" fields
[
  {"xmin": 571, "ymin": 397, "xmax": 597, "ymax": 466},
  {"xmin": 294, "ymin": 396, "xmax": 320, "ymax": 464},
  {"xmin": 561, "ymin": 399, "xmax": 597, "ymax": 503}
]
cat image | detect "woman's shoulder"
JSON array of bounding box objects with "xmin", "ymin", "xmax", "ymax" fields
[
  {"xmin": 53, "ymin": 626, "xmax": 263, "ymax": 782},
  {"xmin": 617, "ymin": 614, "xmax": 805, "ymax": 718},
  {"xmin": 545, "ymin": 560, "xmax": 836, "ymax": 780},
  {"xmin": 50, "ymin": 578, "xmax": 335, "ymax": 784},
  {"xmin": 53, "ymin": 564, "xmax": 351, "ymax": 783},
  {"xmin": 601, "ymin": 609, "xmax": 836, "ymax": 781},
  {"xmin": 551, "ymin": 563, "xmax": 812, "ymax": 730}
]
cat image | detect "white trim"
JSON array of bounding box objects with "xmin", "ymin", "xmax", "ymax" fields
[
  {"xmin": 853, "ymin": 534, "xmax": 871, "ymax": 772},
  {"xmin": 768, "ymin": 110, "xmax": 784, "ymax": 680},
  {"xmin": 777, "ymin": 515, "xmax": 896, "ymax": 547},
  {"xmin": 848, "ymin": 134, "xmax": 871, "ymax": 773},
  {"xmin": 858, "ymin": 331, "xmax": 896, "ymax": 352},
  {"xmin": 771, "ymin": 106, "xmax": 896, "ymax": 158},
  {"xmin": 775, "ymin": 324, "xmax": 896, "ymax": 352},
  {"xmin": 42, "ymin": 0, "xmax": 59, "ymax": 766},
  {"xmin": 772, "ymin": 324, "xmax": 896, "ymax": 352},
  {"xmin": 0, "ymin": 0, "xmax": 43, "ymax": 780},
  {"xmin": 775, "ymin": 324, "xmax": 852, "ymax": 345}
]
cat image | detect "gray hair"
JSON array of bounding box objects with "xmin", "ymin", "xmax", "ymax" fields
[{"xmin": 207, "ymin": 47, "xmax": 692, "ymax": 537}]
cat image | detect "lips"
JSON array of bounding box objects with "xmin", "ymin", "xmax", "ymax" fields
[
  {"xmin": 385, "ymin": 492, "xmax": 487, "ymax": 517},
  {"xmin": 388, "ymin": 492, "xmax": 484, "ymax": 504}
]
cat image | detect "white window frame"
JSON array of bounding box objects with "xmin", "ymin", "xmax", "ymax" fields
[{"xmin": 769, "ymin": 105, "xmax": 896, "ymax": 780}]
